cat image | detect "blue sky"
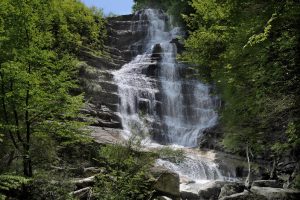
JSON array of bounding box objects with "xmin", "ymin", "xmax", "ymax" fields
[{"xmin": 81, "ymin": 0, "xmax": 134, "ymax": 15}]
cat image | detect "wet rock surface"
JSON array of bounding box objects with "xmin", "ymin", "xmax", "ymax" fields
[
  {"xmin": 180, "ymin": 181, "xmax": 244, "ymax": 200},
  {"xmin": 151, "ymin": 166, "xmax": 180, "ymax": 199}
]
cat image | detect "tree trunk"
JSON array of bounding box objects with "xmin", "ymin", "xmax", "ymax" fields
[
  {"xmin": 23, "ymin": 154, "xmax": 32, "ymax": 177},
  {"xmin": 24, "ymin": 80, "xmax": 32, "ymax": 177},
  {"xmin": 270, "ymin": 157, "xmax": 278, "ymax": 179},
  {"xmin": 245, "ymin": 144, "xmax": 251, "ymax": 189}
]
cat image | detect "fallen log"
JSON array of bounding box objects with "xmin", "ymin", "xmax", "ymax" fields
[
  {"xmin": 70, "ymin": 187, "xmax": 91, "ymax": 198},
  {"xmin": 83, "ymin": 167, "xmax": 102, "ymax": 176},
  {"xmin": 72, "ymin": 176, "xmax": 96, "ymax": 188}
]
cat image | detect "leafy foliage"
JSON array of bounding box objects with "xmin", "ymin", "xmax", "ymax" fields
[
  {"xmin": 182, "ymin": 0, "xmax": 300, "ymax": 161},
  {"xmin": 158, "ymin": 147, "xmax": 185, "ymax": 164},
  {"xmin": 0, "ymin": 174, "xmax": 29, "ymax": 199},
  {"xmin": 27, "ymin": 172, "xmax": 75, "ymax": 200},
  {"xmin": 93, "ymin": 142, "xmax": 155, "ymax": 200},
  {"xmin": 133, "ymin": 0, "xmax": 193, "ymax": 25},
  {"xmin": 0, "ymin": 174, "xmax": 29, "ymax": 191},
  {"xmin": 0, "ymin": 0, "xmax": 105, "ymax": 178}
]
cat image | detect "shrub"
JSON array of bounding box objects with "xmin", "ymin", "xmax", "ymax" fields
[
  {"xmin": 93, "ymin": 143, "xmax": 155, "ymax": 200},
  {"xmin": 158, "ymin": 147, "xmax": 185, "ymax": 164}
]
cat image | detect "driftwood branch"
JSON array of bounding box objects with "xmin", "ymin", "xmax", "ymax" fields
[
  {"xmin": 70, "ymin": 187, "xmax": 92, "ymax": 198},
  {"xmin": 50, "ymin": 165, "xmax": 78, "ymax": 171},
  {"xmin": 83, "ymin": 167, "xmax": 102, "ymax": 174},
  {"xmin": 72, "ymin": 176, "xmax": 96, "ymax": 188}
]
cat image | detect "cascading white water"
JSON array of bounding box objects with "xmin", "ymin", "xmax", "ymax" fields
[
  {"xmin": 159, "ymin": 42, "xmax": 218, "ymax": 146},
  {"xmin": 113, "ymin": 9, "xmax": 226, "ymax": 183},
  {"xmin": 156, "ymin": 156, "xmax": 223, "ymax": 181},
  {"xmin": 113, "ymin": 53, "xmax": 158, "ymax": 138},
  {"xmin": 114, "ymin": 9, "xmax": 217, "ymax": 146}
]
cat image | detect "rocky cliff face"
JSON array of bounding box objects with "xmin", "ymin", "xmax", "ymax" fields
[{"xmin": 77, "ymin": 13, "xmax": 150, "ymax": 133}]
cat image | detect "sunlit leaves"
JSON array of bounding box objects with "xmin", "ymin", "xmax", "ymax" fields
[
  {"xmin": 244, "ymin": 13, "xmax": 277, "ymax": 48},
  {"xmin": 182, "ymin": 0, "xmax": 300, "ymax": 155},
  {"xmin": 0, "ymin": 0, "xmax": 106, "ymax": 179},
  {"xmin": 0, "ymin": 175, "xmax": 29, "ymax": 191}
]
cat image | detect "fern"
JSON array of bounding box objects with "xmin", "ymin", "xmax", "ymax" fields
[{"xmin": 0, "ymin": 175, "xmax": 29, "ymax": 191}]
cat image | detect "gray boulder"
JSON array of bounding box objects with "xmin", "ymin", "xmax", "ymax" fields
[
  {"xmin": 198, "ymin": 181, "xmax": 227, "ymax": 200},
  {"xmin": 180, "ymin": 183, "xmax": 201, "ymax": 200},
  {"xmin": 89, "ymin": 126, "xmax": 123, "ymax": 144},
  {"xmin": 151, "ymin": 167, "xmax": 180, "ymax": 200},
  {"xmin": 218, "ymin": 183, "xmax": 244, "ymax": 199},
  {"xmin": 180, "ymin": 191, "xmax": 200, "ymax": 200},
  {"xmin": 219, "ymin": 190, "xmax": 268, "ymax": 200},
  {"xmin": 251, "ymin": 180, "xmax": 282, "ymax": 188},
  {"xmin": 251, "ymin": 186, "xmax": 300, "ymax": 200}
]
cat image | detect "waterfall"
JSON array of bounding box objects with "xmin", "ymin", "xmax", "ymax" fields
[
  {"xmin": 113, "ymin": 9, "xmax": 226, "ymax": 182},
  {"xmin": 159, "ymin": 42, "xmax": 218, "ymax": 146},
  {"xmin": 113, "ymin": 53, "xmax": 158, "ymax": 139},
  {"xmin": 114, "ymin": 9, "xmax": 217, "ymax": 146}
]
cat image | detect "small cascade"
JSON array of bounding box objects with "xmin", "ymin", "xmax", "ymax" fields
[
  {"xmin": 113, "ymin": 9, "xmax": 230, "ymax": 183},
  {"xmin": 113, "ymin": 53, "xmax": 159, "ymax": 138},
  {"xmin": 156, "ymin": 157, "xmax": 223, "ymax": 182},
  {"xmin": 155, "ymin": 146, "xmax": 237, "ymax": 182}
]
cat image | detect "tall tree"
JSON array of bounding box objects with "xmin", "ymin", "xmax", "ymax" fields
[{"xmin": 0, "ymin": 0, "xmax": 105, "ymax": 177}]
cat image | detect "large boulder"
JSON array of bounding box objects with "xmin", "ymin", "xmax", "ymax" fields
[
  {"xmin": 151, "ymin": 166, "xmax": 180, "ymax": 200},
  {"xmin": 151, "ymin": 43, "xmax": 162, "ymax": 61},
  {"xmin": 180, "ymin": 182, "xmax": 202, "ymax": 200},
  {"xmin": 218, "ymin": 183, "xmax": 245, "ymax": 199},
  {"xmin": 198, "ymin": 125, "xmax": 224, "ymax": 151},
  {"xmin": 89, "ymin": 126, "xmax": 123, "ymax": 144},
  {"xmin": 251, "ymin": 180, "xmax": 282, "ymax": 188},
  {"xmin": 180, "ymin": 181, "xmax": 231, "ymax": 200},
  {"xmin": 198, "ymin": 181, "xmax": 227, "ymax": 200},
  {"xmin": 219, "ymin": 190, "xmax": 268, "ymax": 200},
  {"xmin": 251, "ymin": 186, "xmax": 300, "ymax": 200},
  {"xmin": 180, "ymin": 191, "xmax": 200, "ymax": 200}
]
